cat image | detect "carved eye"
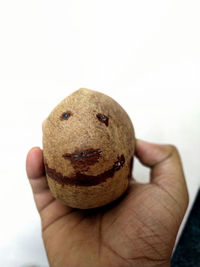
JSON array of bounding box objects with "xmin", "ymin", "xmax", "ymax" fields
[
  {"xmin": 96, "ymin": 113, "xmax": 109, "ymax": 126},
  {"xmin": 61, "ymin": 112, "xmax": 72, "ymax": 120}
]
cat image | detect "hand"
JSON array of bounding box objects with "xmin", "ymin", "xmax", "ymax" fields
[{"xmin": 26, "ymin": 139, "xmax": 188, "ymax": 267}]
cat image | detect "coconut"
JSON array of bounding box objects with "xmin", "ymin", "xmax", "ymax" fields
[{"xmin": 43, "ymin": 88, "xmax": 135, "ymax": 209}]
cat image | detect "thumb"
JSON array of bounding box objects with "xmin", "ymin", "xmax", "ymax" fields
[{"xmin": 135, "ymin": 139, "xmax": 189, "ymax": 209}]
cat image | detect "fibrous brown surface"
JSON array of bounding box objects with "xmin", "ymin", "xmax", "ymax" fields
[{"xmin": 43, "ymin": 88, "xmax": 135, "ymax": 209}]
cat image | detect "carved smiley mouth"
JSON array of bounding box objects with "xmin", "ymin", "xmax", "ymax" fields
[
  {"xmin": 62, "ymin": 149, "xmax": 103, "ymax": 170},
  {"xmin": 63, "ymin": 148, "xmax": 102, "ymax": 160},
  {"xmin": 44, "ymin": 154, "xmax": 125, "ymax": 187}
]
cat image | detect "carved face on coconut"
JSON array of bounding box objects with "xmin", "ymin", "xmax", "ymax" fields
[{"xmin": 43, "ymin": 88, "xmax": 135, "ymax": 209}]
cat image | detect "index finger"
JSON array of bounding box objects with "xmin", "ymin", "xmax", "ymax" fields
[{"xmin": 135, "ymin": 139, "xmax": 189, "ymax": 207}]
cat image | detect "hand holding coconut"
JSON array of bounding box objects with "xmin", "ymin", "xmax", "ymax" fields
[{"xmin": 26, "ymin": 89, "xmax": 188, "ymax": 267}]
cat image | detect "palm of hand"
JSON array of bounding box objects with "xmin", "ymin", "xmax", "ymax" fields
[
  {"xmin": 27, "ymin": 141, "xmax": 188, "ymax": 267},
  {"xmin": 41, "ymin": 182, "xmax": 178, "ymax": 267}
]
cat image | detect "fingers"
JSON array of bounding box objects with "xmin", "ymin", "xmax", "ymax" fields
[
  {"xmin": 26, "ymin": 147, "xmax": 49, "ymax": 194},
  {"xmin": 26, "ymin": 147, "xmax": 44, "ymax": 179},
  {"xmin": 135, "ymin": 139, "xmax": 189, "ymax": 207},
  {"xmin": 26, "ymin": 146, "xmax": 73, "ymax": 232},
  {"xmin": 26, "ymin": 147, "xmax": 55, "ymax": 216},
  {"xmin": 135, "ymin": 139, "xmax": 183, "ymax": 183}
]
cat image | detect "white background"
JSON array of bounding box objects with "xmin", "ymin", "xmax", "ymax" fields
[{"xmin": 0, "ymin": 0, "xmax": 200, "ymax": 266}]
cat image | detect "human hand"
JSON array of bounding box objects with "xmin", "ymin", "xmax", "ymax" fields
[{"xmin": 26, "ymin": 139, "xmax": 188, "ymax": 267}]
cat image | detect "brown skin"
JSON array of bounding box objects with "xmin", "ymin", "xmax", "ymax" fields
[{"xmin": 26, "ymin": 139, "xmax": 189, "ymax": 267}]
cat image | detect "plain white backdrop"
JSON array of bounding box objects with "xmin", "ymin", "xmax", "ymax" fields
[{"xmin": 0, "ymin": 0, "xmax": 200, "ymax": 266}]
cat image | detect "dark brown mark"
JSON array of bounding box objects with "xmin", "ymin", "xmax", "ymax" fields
[
  {"xmin": 96, "ymin": 113, "xmax": 109, "ymax": 126},
  {"xmin": 60, "ymin": 111, "xmax": 72, "ymax": 120},
  {"xmin": 63, "ymin": 148, "xmax": 102, "ymax": 171},
  {"xmin": 45, "ymin": 155, "xmax": 125, "ymax": 186}
]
